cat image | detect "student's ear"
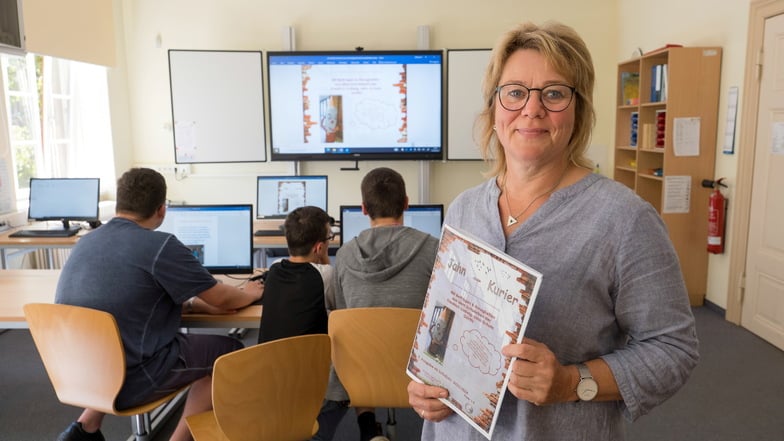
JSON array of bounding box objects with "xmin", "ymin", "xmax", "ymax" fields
[
  {"xmin": 157, "ymin": 204, "xmax": 167, "ymax": 219},
  {"xmin": 361, "ymin": 202, "xmax": 369, "ymax": 216},
  {"xmin": 403, "ymin": 195, "xmax": 409, "ymax": 210}
]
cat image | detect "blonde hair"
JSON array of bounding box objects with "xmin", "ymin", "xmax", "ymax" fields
[{"xmin": 476, "ymin": 21, "xmax": 596, "ymax": 177}]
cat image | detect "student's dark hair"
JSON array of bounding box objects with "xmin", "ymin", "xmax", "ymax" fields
[
  {"xmin": 284, "ymin": 206, "xmax": 332, "ymax": 257},
  {"xmin": 361, "ymin": 167, "xmax": 406, "ymax": 219},
  {"xmin": 115, "ymin": 168, "xmax": 167, "ymax": 219}
]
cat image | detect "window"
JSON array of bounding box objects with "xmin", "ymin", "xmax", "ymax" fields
[
  {"xmin": 0, "ymin": 53, "xmax": 41, "ymax": 195},
  {"xmin": 0, "ymin": 52, "xmax": 115, "ymax": 211}
]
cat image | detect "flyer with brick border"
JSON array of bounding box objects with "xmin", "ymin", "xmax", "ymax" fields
[{"xmin": 406, "ymin": 224, "xmax": 542, "ymax": 439}]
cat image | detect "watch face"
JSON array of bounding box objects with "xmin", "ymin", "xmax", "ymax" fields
[{"xmin": 577, "ymin": 378, "xmax": 598, "ymax": 401}]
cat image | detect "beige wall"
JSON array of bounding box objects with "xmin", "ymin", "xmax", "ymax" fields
[
  {"xmin": 112, "ymin": 0, "xmax": 618, "ymax": 209},
  {"xmin": 108, "ymin": 0, "xmax": 751, "ymax": 308}
]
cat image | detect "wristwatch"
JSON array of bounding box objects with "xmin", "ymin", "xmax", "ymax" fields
[{"xmin": 576, "ymin": 363, "xmax": 598, "ymax": 401}]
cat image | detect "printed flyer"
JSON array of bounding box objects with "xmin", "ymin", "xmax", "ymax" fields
[{"xmin": 406, "ymin": 224, "xmax": 542, "ymax": 439}]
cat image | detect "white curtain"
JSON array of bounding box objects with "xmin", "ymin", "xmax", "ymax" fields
[
  {"xmin": 0, "ymin": 67, "xmax": 16, "ymax": 214},
  {"xmin": 40, "ymin": 57, "xmax": 115, "ymax": 187}
]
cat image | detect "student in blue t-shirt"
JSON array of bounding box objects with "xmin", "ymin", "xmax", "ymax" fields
[{"xmin": 54, "ymin": 168, "xmax": 263, "ymax": 441}]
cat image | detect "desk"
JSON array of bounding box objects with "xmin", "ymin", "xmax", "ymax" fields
[
  {"xmin": 0, "ymin": 229, "xmax": 82, "ymax": 269},
  {"xmin": 0, "ymin": 269, "xmax": 262, "ymax": 329}
]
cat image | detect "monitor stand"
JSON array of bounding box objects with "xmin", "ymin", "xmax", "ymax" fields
[{"xmin": 61, "ymin": 219, "xmax": 77, "ymax": 230}]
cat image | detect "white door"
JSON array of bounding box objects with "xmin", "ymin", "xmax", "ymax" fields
[{"xmin": 741, "ymin": 12, "xmax": 784, "ymax": 350}]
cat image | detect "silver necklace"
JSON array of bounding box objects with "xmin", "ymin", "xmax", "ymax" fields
[{"xmin": 503, "ymin": 167, "xmax": 568, "ymax": 227}]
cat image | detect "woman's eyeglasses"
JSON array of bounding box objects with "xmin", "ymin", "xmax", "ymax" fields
[{"xmin": 496, "ymin": 83, "xmax": 576, "ymax": 112}]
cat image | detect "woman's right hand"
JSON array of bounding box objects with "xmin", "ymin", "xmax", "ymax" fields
[{"xmin": 408, "ymin": 380, "xmax": 453, "ymax": 422}]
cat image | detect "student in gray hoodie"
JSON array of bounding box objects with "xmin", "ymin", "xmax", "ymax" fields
[{"xmin": 313, "ymin": 167, "xmax": 439, "ymax": 441}]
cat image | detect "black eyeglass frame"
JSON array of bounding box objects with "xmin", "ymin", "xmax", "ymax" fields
[{"xmin": 495, "ymin": 83, "xmax": 577, "ymax": 113}]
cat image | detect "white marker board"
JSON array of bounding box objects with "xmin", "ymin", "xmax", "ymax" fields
[
  {"xmin": 447, "ymin": 49, "xmax": 492, "ymax": 160},
  {"xmin": 168, "ymin": 50, "xmax": 267, "ymax": 163}
]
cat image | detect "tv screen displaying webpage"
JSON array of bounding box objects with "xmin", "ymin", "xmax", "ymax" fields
[
  {"xmin": 256, "ymin": 175, "xmax": 328, "ymax": 219},
  {"xmin": 339, "ymin": 204, "xmax": 444, "ymax": 246},
  {"xmin": 157, "ymin": 204, "xmax": 254, "ymax": 274},
  {"xmin": 267, "ymin": 50, "xmax": 444, "ymax": 161}
]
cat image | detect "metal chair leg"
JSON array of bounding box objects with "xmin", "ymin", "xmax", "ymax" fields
[{"xmin": 385, "ymin": 408, "xmax": 397, "ymax": 440}]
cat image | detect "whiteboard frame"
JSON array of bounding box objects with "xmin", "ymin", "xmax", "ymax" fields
[{"xmin": 168, "ymin": 50, "xmax": 267, "ymax": 164}]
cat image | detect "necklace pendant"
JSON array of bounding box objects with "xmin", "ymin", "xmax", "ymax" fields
[{"xmin": 506, "ymin": 216, "xmax": 518, "ymax": 227}]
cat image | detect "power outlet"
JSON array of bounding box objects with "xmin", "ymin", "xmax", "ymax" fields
[
  {"xmin": 156, "ymin": 165, "xmax": 178, "ymax": 174},
  {"xmin": 147, "ymin": 164, "xmax": 190, "ymax": 179}
]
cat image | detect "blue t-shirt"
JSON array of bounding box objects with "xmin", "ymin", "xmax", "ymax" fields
[{"xmin": 55, "ymin": 217, "xmax": 217, "ymax": 402}]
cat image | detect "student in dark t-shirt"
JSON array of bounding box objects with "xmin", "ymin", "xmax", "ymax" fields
[{"xmin": 257, "ymin": 206, "xmax": 334, "ymax": 343}]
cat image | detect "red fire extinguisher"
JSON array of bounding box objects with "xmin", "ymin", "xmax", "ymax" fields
[{"xmin": 707, "ymin": 178, "xmax": 727, "ymax": 254}]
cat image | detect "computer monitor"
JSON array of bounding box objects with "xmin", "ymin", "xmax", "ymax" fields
[
  {"xmin": 26, "ymin": 177, "xmax": 100, "ymax": 234},
  {"xmin": 339, "ymin": 204, "xmax": 444, "ymax": 246},
  {"xmin": 157, "ymin": 204, "xmax": 254, "ymax": 274},
  {"xmin": 256, "ymin": 175, "xmax": 328, "ymax": 219},
  {"xmin": 267, "ymin": 50, "xmax": 444, "ymax": 161}
]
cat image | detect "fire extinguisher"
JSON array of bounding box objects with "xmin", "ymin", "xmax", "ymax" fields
[{"xmin": 705, "ymin": 178, "xmax": 727, "ymax": 254}]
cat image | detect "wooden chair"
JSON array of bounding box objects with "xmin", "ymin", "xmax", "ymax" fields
[
  {"xmin": 186, "ymin": 333, "xmax": 331, "ymax": 441},
  {"xmin": 23, "ymin": 303, "xmax": 187, "ymax": 441},
  {"xmin": 328, "ymin": 307, "xmax": 421, "ymax": 440}
]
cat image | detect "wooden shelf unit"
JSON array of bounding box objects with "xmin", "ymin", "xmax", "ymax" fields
[{"xmin": 613, "ymin": 47, "xmax": 722, "ymax": 305}]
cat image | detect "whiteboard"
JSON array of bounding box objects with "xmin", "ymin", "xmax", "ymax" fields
[
  {"xmin": 446, "ymin": 49, "xmax": 491, "ymax": 160},
  {"xmin": 168, "ymin": 50, "xmax": 267, "ymax": 163}
]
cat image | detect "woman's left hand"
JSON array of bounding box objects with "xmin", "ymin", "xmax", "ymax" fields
[{"xmin": 502, "ymin": 337, "xmax": 576, "ymax": 406}]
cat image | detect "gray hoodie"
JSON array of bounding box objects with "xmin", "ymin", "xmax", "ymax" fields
[
  {"xmin": 333, "ymin": 225, "xmax": 439, "ymax": 310},
  {"xmin": 325, "ymin": 225, "xmax": 439, "ymax": 401}
]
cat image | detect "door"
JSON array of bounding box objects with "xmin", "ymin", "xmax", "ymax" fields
[{"xmin": 741, "ymin": 11, "xmax": 784, "ymax": 350}]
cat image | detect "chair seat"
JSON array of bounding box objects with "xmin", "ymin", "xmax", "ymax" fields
[
  {"xmin": 23, "ymin": 303, "xmax": 192, "ymax": 441},
  {"xmin": 329, "ymin": 307, "xmax": 420, "ymax": 408},
  {"xmin": 328, "ymin": 307, "xmax": 421, "ymax": 440},
  {"xmin": 113, "ymin": 388, "xmax": 187, "ymax": 417},
  {"xmin": 186, "ymin": 334, "xmax": 330, "ymax": 441},
  {"xmin": 187, "ymin": 411, "xmax": 229, "ymax": 441}
]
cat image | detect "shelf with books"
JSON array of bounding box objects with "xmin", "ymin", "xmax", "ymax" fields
[{"xmin": 612, "ymin": 46, "xmax": 722, "ymax": 306}]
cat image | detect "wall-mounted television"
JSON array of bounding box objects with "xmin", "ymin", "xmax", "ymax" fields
[
  {"xmin": 267, "ymin": 50, "xmax": 444, "ymax": 161},
  {"xmin": 157, "ymin": 204, "xmax": 254, "ymax": 274}
]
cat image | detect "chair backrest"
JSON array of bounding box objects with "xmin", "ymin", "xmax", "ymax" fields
[
  {"xmin": 23, "ymin": 303, "xmax": 126, "ymax": 414},
  {"xmin": 211, "ymin": 334, "xmax": 331, "ymax": 441},
  {"xmin": 328, "ymin": 307, "xmax": 420, "ymax": 408}
]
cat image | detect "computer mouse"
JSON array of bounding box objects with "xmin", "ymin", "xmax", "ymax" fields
[{"xmin": 249, "ymin": 271, "xmax": 267, "ymax": 283}]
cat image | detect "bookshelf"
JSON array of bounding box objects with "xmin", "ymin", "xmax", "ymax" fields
[{"xmin": 613, "ymin": 47, "xmax": 722, "ymax": 305}]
